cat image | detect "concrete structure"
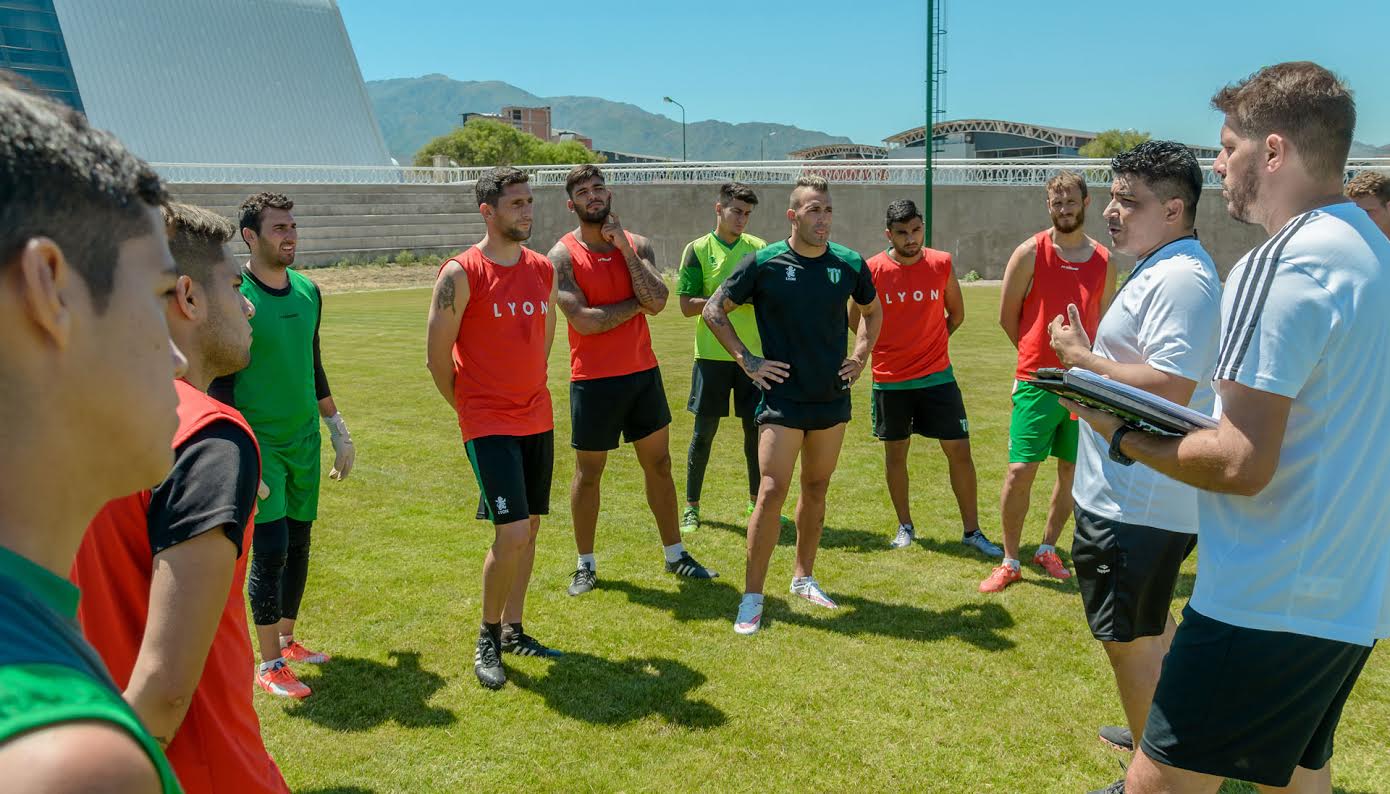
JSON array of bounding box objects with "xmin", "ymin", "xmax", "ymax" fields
[
  {"xmin": 168, "ymin": 183, "xmax": 483, "ymax": 266},
  {"xmin": 595, "ymin": 149, "xmax": 676, "ymax": 164},
  {"xmin": 885, "ymin": 119, "xmax": 1222, "ymax": 159},
  {"xmin": 0, "ymin": 0, "xmax": 83, "ymax": 111},
  {"xmin": 789, "ymin": 143, "xmax": 889, "ymax": 161},
  {"xmin": 24, "ymin": 0, "xmax": 391, "ymax": 166}
]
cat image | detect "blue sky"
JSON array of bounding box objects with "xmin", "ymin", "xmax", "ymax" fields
[{"xmin": 339, "ymin": 0, "xmax": 1389, "ymax": 149}]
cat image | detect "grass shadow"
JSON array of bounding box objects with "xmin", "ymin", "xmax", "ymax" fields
[
  {"xmin": 699, "ymin": 517, "xmax": 935, "ymax": 555},
  {"xmin": 1175, "ymin": 571, "xmax": 1195, "ymax": 599},
  {"xmin": 604, "ymin": 577, "xmax": 1016, "ymax": 651},
  {"xmin": 298, "ymin": 789, "xmax": 379, "ymax": 794},
  {"xmin": 509, "ymin": 652, "xmax": 726, "ymax": 729},
  {"xmin": 283, "ymin": 650, "xmax": 456, "ymax": 731}
]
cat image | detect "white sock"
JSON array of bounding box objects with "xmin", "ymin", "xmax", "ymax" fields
[
  {"xmin": 278, "ymin": 634, "xmax": 293, "ymax": 649},
  {"xmin": 258, "ymin": 658, "xmax": 284, "ymax": 674},
  {"xmin": 663, "ymin": 542, "xmax": 686, "ymax": 564},
  {"xmin": 1036, "ymin": 544, "xmax": 1056, "ymax": 556},
  {"xmin": 1003, "ymin": 557, "xmax": 1021, "ymax": 571},
  {"xmin": 577, "ymin": 553, "xmax": 595, "ymax": 571},
  {"xmin": 740, "ymin": 592, "xmax": 764, "ymax": 608}
]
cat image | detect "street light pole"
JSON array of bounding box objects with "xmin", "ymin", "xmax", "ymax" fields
[
  {"xmin": 663, "ymin": 96, "xmax": 686, "ymax": 161},
  {"xmin": 762, "ymin": 130, "xmax": 776, "ymax": 160}
]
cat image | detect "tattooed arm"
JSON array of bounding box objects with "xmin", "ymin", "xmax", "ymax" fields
[
  {"xmin": 426, "ymin": 261, "xmax": 469, "ymax": 406},
  {"xmin": 702, "ymin": 283, "xmax": 790, "ymax": 389},
  {"xmin": 619, "ymin": 232, "xmax": 670, "ymax": 314},
  {"xmin": 550, "ymin": 239, "xmax": 644, "ymax": 335}
]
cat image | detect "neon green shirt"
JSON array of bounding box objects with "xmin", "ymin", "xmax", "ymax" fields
[
  {"xmin": 0, "ymin": 546, "xmax": 182, "ymax": 792},
  {"xmin": 677, "ymin": 232, "xmax": 766, "ymax": 361}
]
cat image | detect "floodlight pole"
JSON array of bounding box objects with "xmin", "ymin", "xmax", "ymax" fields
[
  {"xmin": 664, "ymin": 96, "xmax": 686, "ymax": 161},
  {"xmin": 925, "ymin": 0, "xmax": 935, "ymax": 245}
]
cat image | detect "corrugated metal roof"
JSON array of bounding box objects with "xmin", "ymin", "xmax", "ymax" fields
[{"xmin": 53, "ymin": 0, "xmax": 391, "ymax": 166}]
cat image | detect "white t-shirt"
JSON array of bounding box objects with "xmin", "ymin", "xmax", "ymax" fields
[
  {"xmin": 1193, "ymin": 202, "xmax": 1390, "ymax": 646},
  {"xmin": 1073, "ymin": 238, "xmax": 1222, "ymax": 532}
]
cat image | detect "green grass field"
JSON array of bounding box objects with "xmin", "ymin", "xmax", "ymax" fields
[{"xmin": 259, "ymin": 284, "xmax": 1388, "ymax": 793}]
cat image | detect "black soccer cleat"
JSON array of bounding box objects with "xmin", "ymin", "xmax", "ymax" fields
[
  {"xmin": 666, "ymin": 551, "xmax": 718, "ymax": 579},
  {"xmin": 474, "ymin": 633, "xmax": 506, "ymax": 690},
  {"xmin": 501, "ymin": 630, "xmax": 564, "ymax": 658}
]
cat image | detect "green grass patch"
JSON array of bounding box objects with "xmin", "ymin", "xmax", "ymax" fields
[{"xmin": 262, "ymin": 285, "xmax": 1388, "ymax": 793}]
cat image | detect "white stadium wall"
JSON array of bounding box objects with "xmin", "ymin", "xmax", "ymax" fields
[{"xmin": 52, "ymin": 0, "xmax": 391, "ymax": 166}]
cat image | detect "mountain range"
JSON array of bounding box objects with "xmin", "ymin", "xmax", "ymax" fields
[
  {"xmin": 366, "ymin": 74, "xmax": 1390, "ymax": 164},
  {"xmin": 366, "ymin": 74, "xmax": 853, "ymax": 163}
]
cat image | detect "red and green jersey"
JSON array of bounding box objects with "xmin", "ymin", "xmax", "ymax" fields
[
  {"xmin": 446, "ymin": 246, "xmax": 555, "ymax": 442},
  {"xmin": 1016, "ymin": 230, "xmax": 1109, "ymax": 379},
  {"xmin": 677, "ymin": 232, "xmax": 766, "ymax": 361},
  {"xmin": 867, "ymin": 249, "xmax": 955, "ymax": 389}
]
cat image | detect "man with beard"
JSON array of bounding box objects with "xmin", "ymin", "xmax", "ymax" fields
[
  {"xmin": 704, "ymin": 175, "xmax": 882, "ymax": 634},
  {"xmin": 0, "ymin": 78, "xmax": 184, "ymax": 791},
  {"xmin": 427, "ymin": 167, "xmax": 562, "ymax": 690},
  {"xmin": 74, "ymin": 202, "xmax": 289, "ymax": 790},
  {"xmin": 550, "ymin": 164, "xmax": 717, "ymax": 597},
  {"xmin": 212, "ymin": 192, "xmax": 356, "ymax": 697},
  {"xmin": 853, "ymin": 200, "xmax": 1001, "ymax": 557},
  {"xmin": 981, "ymin": 171, "xmax": 1115, "ymax": 593},
  {"xmin": 676, "ymin": 182, "xmax": 791, "ymax": 533},
  {"xmin": 1068, "ymin": 61, "xmax": 1390, "ymax": 794},
  {"xmin": 1045, "ymin": 142, "xmax": 1220, "ymax": 788}
]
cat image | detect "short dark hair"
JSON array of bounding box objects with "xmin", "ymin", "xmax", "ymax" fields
[
  {"xmin": 238, "ymin": 192, "xmax": 294, "ymax": 239},
  {"xmin": 1046, "ymin": 170, "xmax": 1088, "ymax": 200},
  {"xmin": 719, "ymin": 182, "xmax": 758, "ymax": 206},
  {"xmin": 1111, "ymin": 140, "xmax": 1204, "ymax": 226},
  {"xmin": 885, "ymin": 199, "xmax": 922, "ymax": 227},
  {"xmin": 565, "ymin": 163, "xmax": 605, "ymax": 197},
  {"xmin": 0, "ymin": 81, "xmax": 167, "ymax": 312},
  {"xmin": 475, "ymin": 166, "xmax": 530, "ymax": 208},
  {"xmin": 1345, "ymin": 170, "xmax": 1390, "ymax": 203},
  {"xmin": 790, "ymin": 174, "xmax": 830, "ymax": 209},
  {"xmin": 162, "ymin": 202, "xmax": 235, "ymax": 283},
  {"xmin": 1211, "ymin": 61, "xmax": 1355, "ymax": 181}
]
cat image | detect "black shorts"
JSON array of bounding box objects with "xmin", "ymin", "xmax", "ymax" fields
[
  {"xmin": 755, "ymin": 392, "xmax": 851, "ymax": 432},
  {"xmin": 466, "ymin": 430, "xmax": 554, "ymax": 525},
  {"xmin": 688, "ymin": 359, "xmax": 760, "ymax": 418},
  {"xmin": 871, "ymin": 380, "xmax": 970, "ymax": 441},
  {"xmin": 1141, "ymin": 604, "xmax": 1376, "ymax": 787},
  {"xmin": 570, "ymin": 366, "xmax": 672, "ymax": 451},
  {"xmin": 1072, "ymin": 507, "xmax": 1196, "ymax": 642}
]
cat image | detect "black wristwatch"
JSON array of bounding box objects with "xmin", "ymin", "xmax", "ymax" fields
[{"xmin": 1109, "ymin": 426, "xmax": 1136, "ymax": 466}]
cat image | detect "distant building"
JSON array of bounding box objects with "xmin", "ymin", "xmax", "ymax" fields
[
  {"xmin": 788, "ymin": 143, "xmax": 889, "ymax": 161},
  {"xmin": 594, "ymin": 150, "xmax": 675, "ymax": 164},
  {"xmin": 883, "ymin": 119, "xmax": 1221, "ymax": 159},
  {"xmin": 3, "ymin": 0, "xmax": 392, "ymax": 166},
  {"xmin": 552, "ymin": 127, "xmax": 593, "ymax": 150},
  {"xmin": 460, "ymin": 106, "xmax": 595, "ymax": 150}
]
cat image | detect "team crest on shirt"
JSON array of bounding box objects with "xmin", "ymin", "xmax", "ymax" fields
[
  {"xmin": 785, "ymin": 265, "xmax": 798, "ymax": 281},
  {"xmin": 827, "ymin": 268, "xmax": 841, "ymax": 284},
  {"xmin": 495, "ymin": 495, "xmax": 509, "ymax": 515}
]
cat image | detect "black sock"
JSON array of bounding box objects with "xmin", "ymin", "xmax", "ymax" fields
[{"xmin": 481, "ymin": 621, "xmax": 501, "ymax": 646}]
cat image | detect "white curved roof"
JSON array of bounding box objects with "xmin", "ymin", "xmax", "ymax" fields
[{"xmin": 53, "ymin": 0, "xmax": 391, "ymax": 166}]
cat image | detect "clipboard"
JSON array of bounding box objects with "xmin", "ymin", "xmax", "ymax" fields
[{"xmin": 1029, "ymin": 367, "xmax": 1217, "ymax": 437}]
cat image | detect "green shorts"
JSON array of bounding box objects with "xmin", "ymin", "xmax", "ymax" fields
[
  {"xmin": 257, "ymin": 430, "xmax": 321, "ymax": 523},
  {"xmin": 1008, "ymin": 380, "xmax": 1078, "ymax": 463}
]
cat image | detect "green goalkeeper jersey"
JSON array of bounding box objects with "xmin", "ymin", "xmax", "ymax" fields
[{"xmin": 677, "ymin": 232, "xmax": 766, "ymax": 361}]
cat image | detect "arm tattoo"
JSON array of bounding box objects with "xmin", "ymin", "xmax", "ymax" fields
[
  {"xmin": 627, "ymin": 236, "xmax": 669, "ymax": 306},
  {"xmin": 705, "ymin": 284, "xmax": 732, "ymax": 328},
  {"xmin": 590, "ymin": 298, "xmax": 643, "ymax": 332},
  {"xmin": 434, "ymin": 274, "xmax": 456, "ymax": 313},
  {"xmin": 738, "ymin": 347, "xmax": 765, "ymax": 374}
]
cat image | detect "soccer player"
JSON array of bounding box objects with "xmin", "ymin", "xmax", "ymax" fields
[
  {"xmin": 1045, "ymin": 142, "xmax": 1220, "ymax": 787},
  {"xmin": 704, "ymin": 175, "xmax": 882, "ymax": 634},
  {"xmin": 550, "ymin": 164, "xmax": 717, "ymax": 596},
  {"xmin": 0, "ymin": 79, "xmax": 183, "ymax": 791},
  {"xmin": 981, "ymin": 172, "xmax": 1116, "ymax": 593},
  {"xmin": 1344, "ymin": 169, "xmax": 1390, "ymax": 238},
  {"xmin": 74, "ymin": 203, "xmax": 289, "ymax": 790},
  {"xmin": 427, "ymin": 167, "xmax": 563, "ymax": 690},
  {"xmin": 212, "ymin": 192, "xmax": 356, "ymax": 696},
  {"xmin": 676, "ymin": 182, "xmax": 790, "ymax": 532},
  {"xmin": 853, "ymin": 200, "xmax": 1001, "ymax": 556},
  {"xmin": 1068, "ymin": 62, "xmax": 1390, "ymax": 794}
]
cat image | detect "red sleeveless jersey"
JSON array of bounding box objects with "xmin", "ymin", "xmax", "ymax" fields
[
  {"xmin": 73, "ymin": 379, "xmax": 288, "ymax": 794},
  {"xmin": 446, "ymin": 246, "xmax": 555, "ymax": 442},
  {"xmin": 561, "ymin": 231, "xmax": 658, "ymax": 380},
  {"xmin": 1015, "ymin": 230, "xmax": 1110, "ymax": 379},
  {"xmin": 868, "ymin": 249, "xmax": 953, "ymax": 383}
]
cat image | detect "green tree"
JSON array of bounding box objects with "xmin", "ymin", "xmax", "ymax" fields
[
  {"xmin": 1079, "ymin": 129, "xmax": 1151, "ymax": 158},
  {"xmin": 413, "ymin": 118, "xmax": 604, "ymax": 166}
]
